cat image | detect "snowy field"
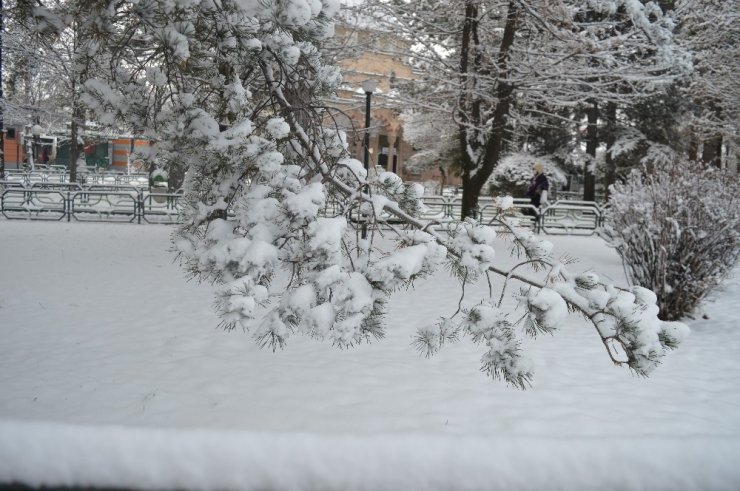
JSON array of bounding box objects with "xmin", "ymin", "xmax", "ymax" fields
[{"xmin": 0, "ymin": 220, "xmax": 739, "ymax": 491}]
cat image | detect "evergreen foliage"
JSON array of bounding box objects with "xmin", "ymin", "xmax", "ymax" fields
[{"xmin": 4, "ymin": 0, "xmax": 697, "ymax": 388}]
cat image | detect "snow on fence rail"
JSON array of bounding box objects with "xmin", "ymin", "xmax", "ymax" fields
[
  {"xmin": 0, "ymin": 182, "xmax": 607, "ymax": 234},
  {"xmin": 2, "ymin": 169, "xmax": 151, "ymax": 188}
]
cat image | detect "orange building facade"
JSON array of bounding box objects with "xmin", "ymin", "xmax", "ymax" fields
[
  {"xmin": 2, "ymin": 125, "xmax": 149, "ymax": 171},
  {"xmin": 330, "ymin": 25, "xmax": 460, "ymax": 191},
  {"xmin": 2, "ymin": 125, "xmax": 28, "ymax": 168}
]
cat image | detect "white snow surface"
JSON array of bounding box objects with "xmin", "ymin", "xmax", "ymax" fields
[{"xmin": 1, "ymin": 221, "xmax": 739, "ymax": 490}]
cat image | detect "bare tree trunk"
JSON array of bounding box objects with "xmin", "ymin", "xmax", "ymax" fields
[
  {"xmin": 69, "ymin": 20, "xmax": 82, "ymax": 183},
  {"xmin": 32, "ymin": 117, "xmax": 40, "ymax": 164},
  {"xmin": 584, "ymin": 100, "xmax": 598, "ymax": 201},
  {"xmin": 461, "ymin": 172, "xmax": 481, "ymax": 218},
  {"xmin": 604, "ymin": 101, "xmax": 617, "ymax": 199},
  {"xmin": 0, "ymin": 3, "xmax": 4, "ymax": 177},
  {"xmin": 460, "ymin": 0, "xmax": 518, "ymax": 219},
  {"xmin": 69, "ymin": 80, "xmax": 85, "ymax": 183},
  {"xmin": 458, "ymin": 0, "xmax": 479, "ymax": 219},
  {"xmin": 69, "ymin": 118, "xmax": 79, "ymax": 183},
  {"xmin": 439, "ymin": 165, "xmax": 447, "ymax": 193},
  {"xmin": 701, "ymin": 135, "xmax": 722, "ymax": 168},
  {"xmin": 687, "ymin": 133, "xmax": 699, "ymax": 161}
]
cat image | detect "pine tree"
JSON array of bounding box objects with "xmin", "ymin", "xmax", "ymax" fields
[{"xmin": 74, "ymin": 0, "xmax": 690, "ymax": 387}]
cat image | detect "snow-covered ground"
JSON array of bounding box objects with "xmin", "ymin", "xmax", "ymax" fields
[{"xmin": 0, "ymin": 220, "xmax": 739, "ymax": 490}]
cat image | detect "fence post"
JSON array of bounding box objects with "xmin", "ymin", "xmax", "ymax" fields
[
  {"xmin": 67, "ymin": 192, "xmax": 71, "ymax": 222},
  {"xmin": 138, "ymin": 190, "xmax": 142, "ymax": 224}
]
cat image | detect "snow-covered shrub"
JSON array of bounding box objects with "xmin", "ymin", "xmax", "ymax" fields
[
  {"xmin": 605, "ymin": 160, "xmax": 740, "ymax": 320},
  {"xmin": 487, "ymin": 153, "xmax": 568, "ymax": 198}
]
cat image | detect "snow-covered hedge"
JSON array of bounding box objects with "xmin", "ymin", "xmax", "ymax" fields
[{"xmin": 605, "ymin": 161, "xmax": 740, "ymax": 320}]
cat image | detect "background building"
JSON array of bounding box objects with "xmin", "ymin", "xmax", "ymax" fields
[
  {"xmin": 330, "ymin": 24, "xmax": 461, "ymax": 191},
  {"xmin": 2, "ymin": 121, "xmax": 148, "ymax": 173}
]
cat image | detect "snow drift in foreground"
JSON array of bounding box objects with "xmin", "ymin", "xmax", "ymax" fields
[
  {"xmin": 1, "ymin": 221, "xmax": 739, "ymax": 490},
  {"xmin": 2, "ymin": 420, "xmax": 739, "ymax": 491}
]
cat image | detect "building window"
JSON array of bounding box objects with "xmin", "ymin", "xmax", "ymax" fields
[{"xmin": 6, "ymin": 128, "xmax": 16, "ymax": 140}]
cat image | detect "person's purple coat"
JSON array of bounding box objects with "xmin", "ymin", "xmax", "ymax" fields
[{"xmin": 526, "ymin": 173, "xmax": 550, "ymax": 207}]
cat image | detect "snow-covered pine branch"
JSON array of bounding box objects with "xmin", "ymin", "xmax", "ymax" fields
[{"xmin": 78, "ymin": 0, "xmax": 688, "ymax": 388}]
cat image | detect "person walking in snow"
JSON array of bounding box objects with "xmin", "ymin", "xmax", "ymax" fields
[{"xmin": 526, "ymin": 162, "xmax": 550, "ymax": 212}]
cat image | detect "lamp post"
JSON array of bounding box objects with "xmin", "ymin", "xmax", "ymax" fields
[{"xmin": 361, "ymin": 79, "xmax": 377, "ymax": 240}]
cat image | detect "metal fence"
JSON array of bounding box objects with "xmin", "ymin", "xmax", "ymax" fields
[
  {"xmin": 1, "ymin": 178, "xmax": 608, "ymax": 235},
  {"xmin": 1, "ymin": 186, "xmax": 183, "ymax": 224},
  {"xmin": 418, "ymin": 196, "xmax": 607, "ymax": 235}
]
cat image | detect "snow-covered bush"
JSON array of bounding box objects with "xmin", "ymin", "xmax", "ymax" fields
[
  {"xmin": 487, "ymin": 153, "xmax": 568, "ymax": 198},
  {"xmin": 605, "ymin": 160, "xmax": 740, "ymax": 320}
]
